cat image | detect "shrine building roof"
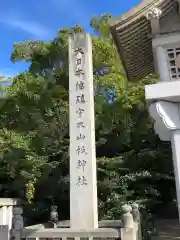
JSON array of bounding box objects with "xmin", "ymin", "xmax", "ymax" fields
[{"xmin": 109, "ymin": 0, "xmax": 180, "ymax": 81}]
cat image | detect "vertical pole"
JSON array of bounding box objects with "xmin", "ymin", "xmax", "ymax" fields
[
  {"xmin": 155, "ymin": 46, "xmax": 170, "ymax": 82},
  {"xmin": 0, "ymin": 206, "xmax": 7, "ymax": 225},
  {"xmin": 69, "ymin": 33, "xmax": 98, "ymax": 229},
  {"xmin": 171, "ymin": 130, "xmax": 180, "ymax": 222},
  {"xmin": 7, "ymin": 206, "xmax": 12, "ymax": 240}
]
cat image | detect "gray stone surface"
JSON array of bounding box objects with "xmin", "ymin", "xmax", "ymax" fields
[
  {"xmin": 56, "ymin": 220, "xmax": 123, "ymax": 228},
  {"xmin": 0, "ymin": 225, "xmax": 8, "ymax": 240},
  {"xmin": 69, "ymin": 33, "xmax": 98, "ymax": 229}
]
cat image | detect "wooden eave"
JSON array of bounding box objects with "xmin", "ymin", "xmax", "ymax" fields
[{"xmin": 109, "ymin": 0, "xmax": 179, "ymax": 81}]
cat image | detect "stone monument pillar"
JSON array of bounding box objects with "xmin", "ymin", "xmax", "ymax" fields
[{"xmin": 68, "ymin": 33, "xmax": 98, "ymax": 229}]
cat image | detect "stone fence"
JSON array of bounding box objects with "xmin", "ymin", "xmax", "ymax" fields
[
  {"xmin": 0, "ymin": 198, "xmax": 21, "ymax": 240},
  {"xmin": 11, "ymin": 203, "xmax": 141, "ymax": 240}
]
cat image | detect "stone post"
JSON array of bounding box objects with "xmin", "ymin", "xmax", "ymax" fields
[
  {"xmin": 48, "ymin": 205, "xmax": 58, "ymax": 228},
  {"xmin": 11, "ymin": 207, "xmax": 23, "ymax": 240},
  {"xmin": 132, "ymin": 203, "xmax": 142, "ymax": 240},
  {"xmin": 131, "ymin": 203, "xmax": 140, "ymax": 222},
  {"xmin": 122, "ymin": 204, "xmax": 133, "ymax": 228},
  {"xmin": 121, "ymin": 204, "xmax": 136, "ymax": 240}
]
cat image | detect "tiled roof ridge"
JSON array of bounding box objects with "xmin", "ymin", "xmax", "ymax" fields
[
  {"xmin": 109, "ymin": 0, "xmax": 161, "ymax": 28},
  {"xmin": 109, "ymin": 0, "xmax": 178, "ymax": 81}
]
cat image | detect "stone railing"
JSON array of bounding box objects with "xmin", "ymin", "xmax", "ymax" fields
[
  {"xmin": 0, "ymin": 198, "xmax": 21, "ymax": 227},
  {"xmin": 0, "ymin": 198, "xmax": 21, "ymax": 240},
  {"xmin": 11, "ymin": 203, "xmax": 142, "ymax": 240}
]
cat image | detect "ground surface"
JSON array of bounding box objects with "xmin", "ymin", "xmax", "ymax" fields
[{"xmin": 154, "ymin": 219, "xmax": 180, "ymax": 240}]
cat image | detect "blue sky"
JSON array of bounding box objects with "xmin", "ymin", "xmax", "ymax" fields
[{"xmin": 0, "ymin": 0, "xmax": 140, "ymax": 78}]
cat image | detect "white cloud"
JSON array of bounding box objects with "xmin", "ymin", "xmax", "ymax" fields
[
  {"xmin": 0, "ymin": 11, "xmax": 54, "ymax": 39},
  {"xmin": 5, "ymin": 19, "xmax": 52, "ymax": 39},
  {"xmin": 4, "ymin": 19, "xmax": 53, "ymax": 40}
]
